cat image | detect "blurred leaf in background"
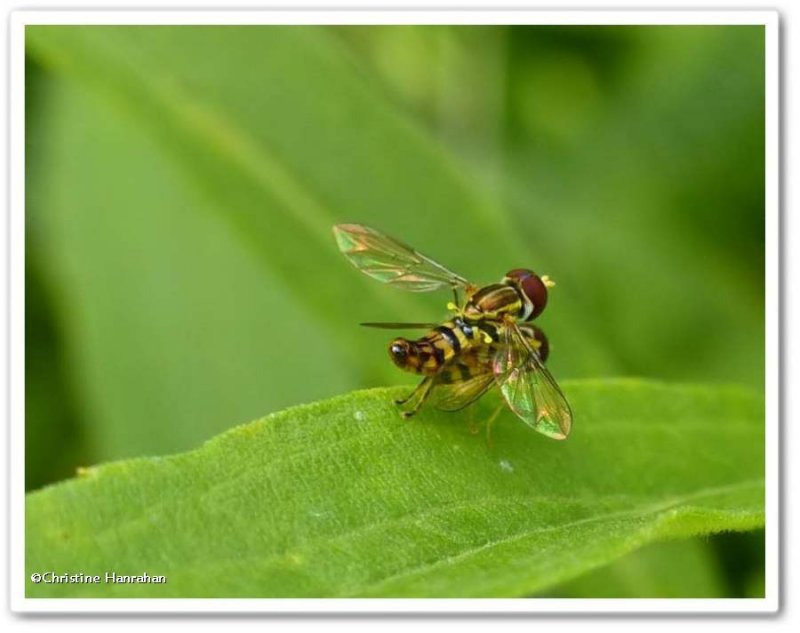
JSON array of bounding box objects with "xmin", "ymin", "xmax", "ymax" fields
[
  {"xmin": 540, "ymin": 538, "xmax": 730, "ymax": 599},
  {"xmin": 24, "ymin": 25, "xmax": 765, "ymax": 597},
  {"xmin": 541, "ymin": 529, "xmax": 765, "ymax": 599},
  {"xmin": 336, "ymin": 25, "xmax": 765, "ymax": 385}
]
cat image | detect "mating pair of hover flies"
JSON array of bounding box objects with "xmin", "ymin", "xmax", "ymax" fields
[{"xmin": 334, "ymin": 223, "xmax": 572, "ymax": 441}]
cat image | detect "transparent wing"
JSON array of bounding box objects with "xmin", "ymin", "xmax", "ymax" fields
[
  {"xmin": 333, "ymin": 223, "xmax": 470, "ymax": 292},
  {"xmin": 430, "ymin": 348, "xmax": 495, "ymax": 411},
  {"xmin": 431, "ymin": 370, "xmax": 496, "ymax": 412},
  {"xmin": 492, "ymin": 322, "xmax": 572, "ymax": 440}
]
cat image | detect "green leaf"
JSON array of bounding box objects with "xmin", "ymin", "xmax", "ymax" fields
[{"xmin": 26, "ymin": 380, "xmax": 764, "ymax": 598}]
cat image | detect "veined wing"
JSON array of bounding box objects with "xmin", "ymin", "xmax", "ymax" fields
[
  {"xmin": 493, "ymin": 322, "xmax": 572, "ymax": 440},
  {"xmin": 431, "ymin": 348, "xmax": 496, "ymax": 411},
  {"xmin": 432, "ymin": 370, "xmax": 495, "ymax": 412},
  {"xmin": 333, "ymin": 223, "xmax": 470, "ymax": 292}
]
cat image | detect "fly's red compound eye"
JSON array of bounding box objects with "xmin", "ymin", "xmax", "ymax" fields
[
  {"xmin": 531, "ymin": 326, "xmax": 550, "ymax": 363},
  {"xmin": 505, "ymin": 268, "xmax": 548, "ymax": 320},
  {"xmin": 518, "ymin": 324, "xmax": 550, "ymax": 362}
]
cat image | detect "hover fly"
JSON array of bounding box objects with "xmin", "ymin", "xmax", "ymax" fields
[{"xmin": 333, "ymin": 223, "xmax": 572, "ymax": 440}]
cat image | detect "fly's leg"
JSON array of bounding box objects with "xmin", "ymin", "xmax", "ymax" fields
[
  {"xmin": 394, "ymin": 378, "xmax": 424, "ymax": 405},
  {"xmin": 396, "ymin": 377, "xmax": 434, "ymax": 419},
  {"xmin": 484, "ymin": 401, "xmax": 505, "ymax": 449},
  {"xmin": 467, "ymin": 404, "xmax": 480, "ymax": 435},
  {"xmin": 394, "ymin": 390, "xmax": 413, "ymax": 406}
]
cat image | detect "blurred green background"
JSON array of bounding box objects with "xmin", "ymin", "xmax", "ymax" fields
[{"xmin": 25, "ymin": 25, "xmax": 765, "ymax": 597}]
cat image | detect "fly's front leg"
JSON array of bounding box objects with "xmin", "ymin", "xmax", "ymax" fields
[{"xmin": 396, "ymin": 376, "xmax": 434, "ymax": 419}]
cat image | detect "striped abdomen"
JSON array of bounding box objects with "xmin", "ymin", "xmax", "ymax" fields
[
  {"xmin": 388, "ymin": 317, "xmax": 498, "ymax": 376},
  {"xmin": 434, "ymin": 344, "xmax": 495, "ymax": 385}
]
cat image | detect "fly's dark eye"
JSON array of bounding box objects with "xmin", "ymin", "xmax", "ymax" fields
[
  {"xmin": 505, "ymin": 268, "xmax": 548, "ymax": 321},
  {"xmin": 531, "ymin": 326, "xmax": 550, "ymax": 363},
  {"xmin": 389, "ymin": 340, "xmax": 410, "ymax": 365}
]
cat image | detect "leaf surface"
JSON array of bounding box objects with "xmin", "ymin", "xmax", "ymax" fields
[{"xmin": 26, "ymin": 380, "xmax": 764, "ymax": 598}]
